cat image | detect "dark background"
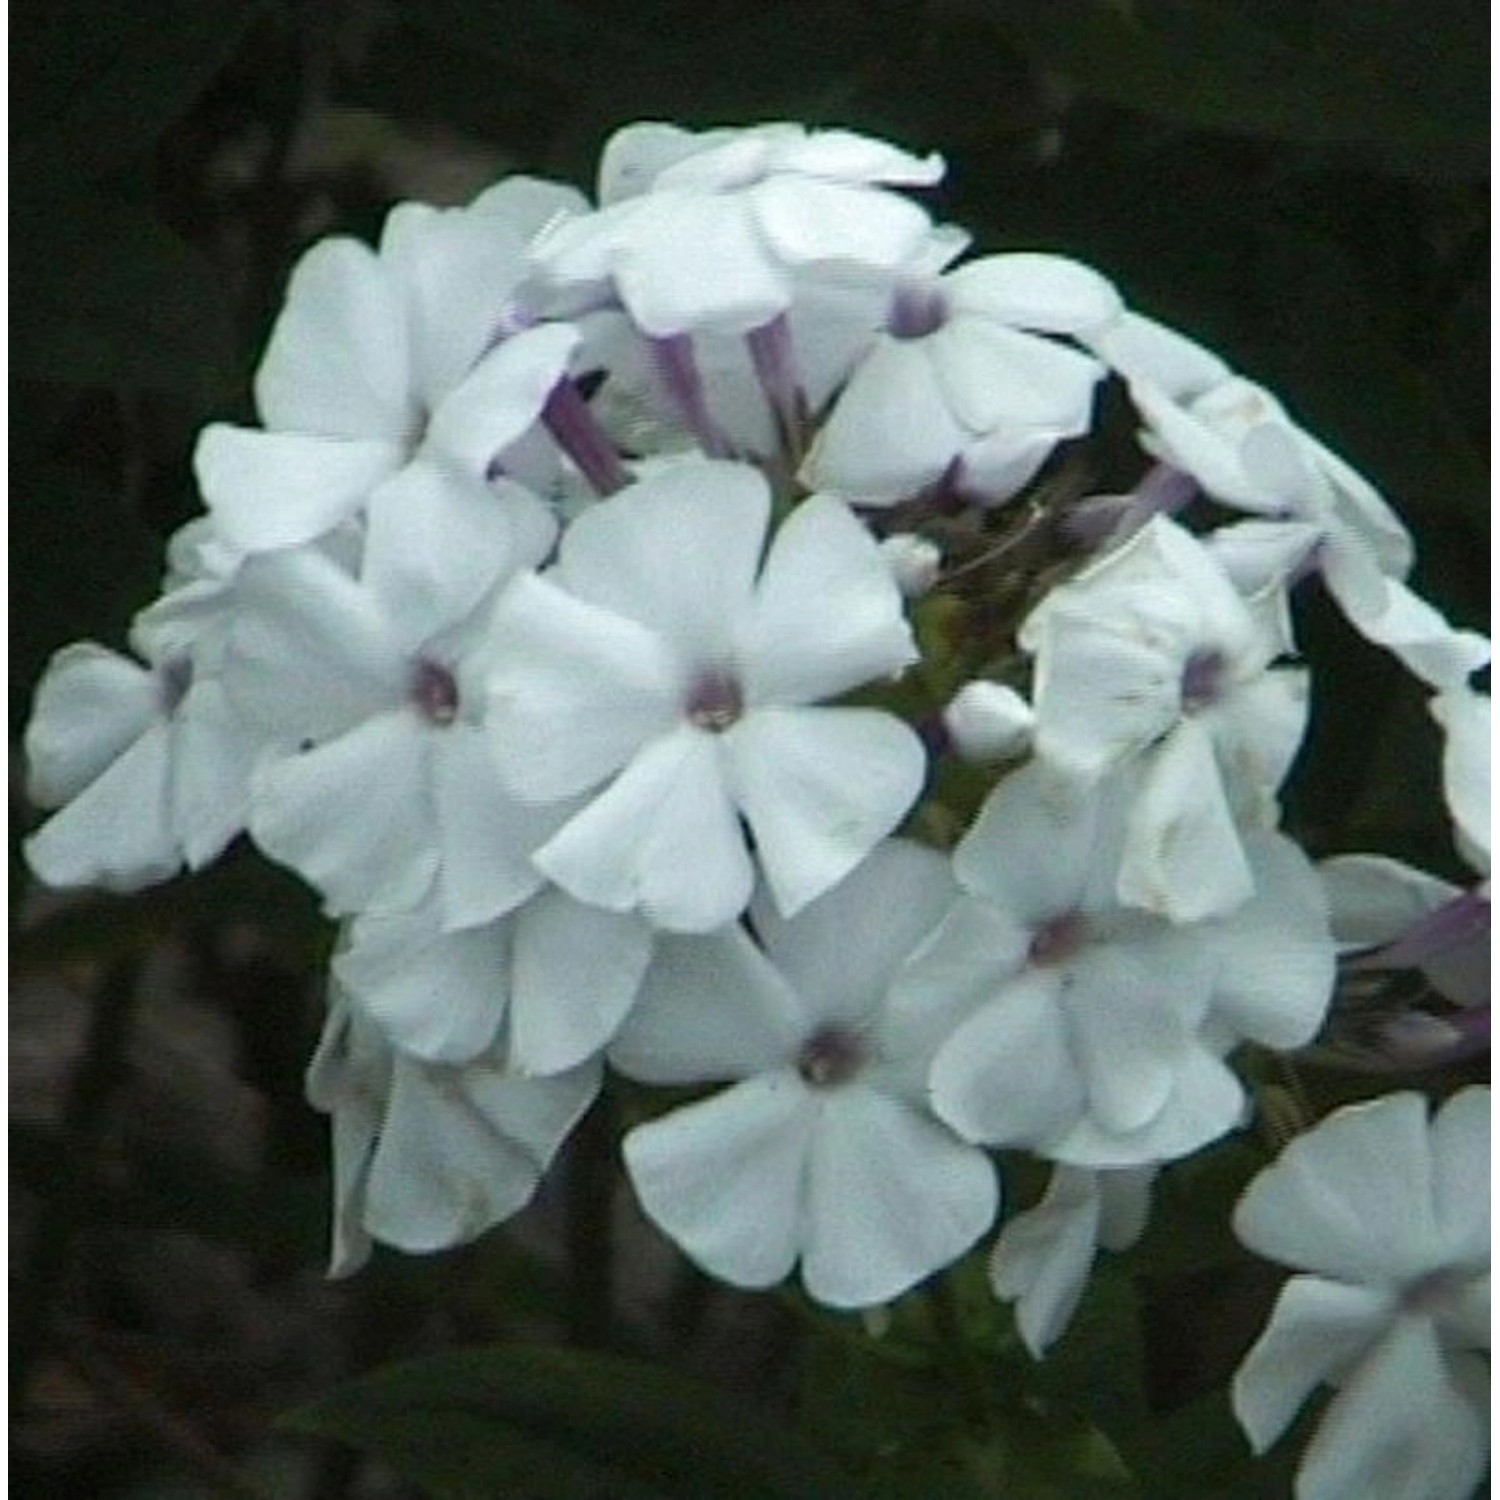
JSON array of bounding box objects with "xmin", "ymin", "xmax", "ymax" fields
[{"xmin": 11, "ymin": 3, "xmax": 1488, "ymax": 1496}]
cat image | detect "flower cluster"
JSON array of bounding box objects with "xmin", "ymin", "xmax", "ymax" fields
[{"xmin": 22, "ymin": 120, "xmax": 1489, "ymax": 1495}]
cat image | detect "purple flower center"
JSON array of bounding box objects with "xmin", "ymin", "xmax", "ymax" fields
[
  {"xmin": 411, "ymin": 658, "xmax": 461, "ymax": 726},
  {"xmin": 1180, "ymin": 649, "xmax": 1227, "ymax": 713},
  {"xmin": 685, "ymin": 669, "xmax": 744, "ymax": 731},
  {"xmin": 1029, "ymin": 910, "xmax": 1087, "ymax": 967},
  {"xmin": 888, "ymin": 283, "xmax": 950, "ymax": 340},
  {"xmin": 797, "ymin": 1026, "xmax": 866, "ymax": 1088}
]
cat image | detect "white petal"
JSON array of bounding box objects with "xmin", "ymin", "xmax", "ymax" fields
[
  {"xmin": 1209, "ymin": 667, "xmax": 1310, "ymax": 800},
  {"xmin": 753, "ymin": 839, "xmax": 954, "ymax": 1031},
  {"xmin": 768, "ymin": 129, "xmax": 945, "ymax": 186},
  {"xmin": 250, "ymin": 712, "xmax": 437, "ymax": 916},
  {"xmin": 169, "ymin": 678, "xmax": 255, "ymax": 868},
  {"xmin": 509, "ymin": 890, "xmax": 654, "ymax": 1075},
  {"xmin": 1318, "ymin": 854, "xmax": 1460, "ymax": 953},
  {"xmin": 467, "ymin": 176, "xmax": 591, "ymax": 235},
  {"xmin": 1231, "ymin": 1275, "xmax": 1396, "ymax": 1452},
  {"xmin": 741, "ymin": 495, "xmax": 918, "ymax": 707},
  {"xmin": 1430, "ymin": 687, "xmax": 1491, "ymax": 873},
  {"xmin": 615, "ymin": 197, "xmax": 787, "ymax": 337},
  {"xmin": 486, "ymin": 573, "xmax": 681, "ymax": 800},
  {"xmin": 989, "ymin": 1167, "xmax": 1101, "ymax": 1357},
  {"xmin": 609, "ymin": 923, "xmax": 806, "ymax": 1084},
  {"xmin": 194, "ymin": 425, "xmax": 402, "ymax": 553},
  {"xmin": 623, "ymin": 1073, "xmax": 816, "ymax": 1289},
  {"xmin": 1128, "ymin": 381, "xmax": 1265, "ymax": 511},
  {"xmin": 748, "ymin": 177, "xmax": 934, "ymax": 271},
  {"xmin": 953, "ymin": 760, "xmax": 1099, "ymax": 925},
  {"xmin": 929, "ymin": 970, "xmax": 1084, "ymax": 1146},
  {"xmin": 723, "ymin": 706, "xmax": 926, "ymax": 918},
  {"xmin": 534, "ymin": 726, "xmax": 753, "ymax": 933},
  {"xmin": 554, "ymin": 459, "xmax": 768, "ymax": 661},
  {"xmin": 364, "ymin": 1055, "xmax": 597, "ymax": 1252},
  {"xmin": 1297, "ymin": 1315, "xmax": 1486, "ymax": 1500},
  {"xmin": 24, "ymin": 724, "xmax": 179, "ymax": 891},
  {"xmin": 1233, "ymin": 1093, "xmax": 1444, "ymax": 1283},
  {"xmin": 947, "ymin": 253, "xmax": 1122, "ymax": 334},
  {"xmin": 425, "ymin": 321, "xmax": 578, "ymax": 476},
  {"xmin": 802, "ymin": 1086, "xmax": 997, "ymax": 1308},
  {"xmin": 1348, "ymin": 577, "xmax": 1491, "ymax": 690},
  {"xmin": 1207, "ymin": 833, "xmax": 1335, "ymax": 1049},
  {"xmin": 1429, "ymin": 1087, "xmax": 1490, "ymax": 1266},
  {"xmin": 429, "ymin": 727, "xmax": 558, "ymax": 929},
  {"xmin": 334, "ymin": 905, "xmax": 509, "ymax": 1063},
  {"xmin": 255, "ymin": 236, "xmax": 415, "ymax": 439},
  {"xmin": 1085, "ymin": 311, "xmax": 1231, "ymax": 400},
  {"xmin": 23, "ymin": 642, "xmax": 160, "ymax": 807},
  {"xmin": 956, "ymin": 427, "xmax": 1061, "ymax": 504},
  {"xmin": 1117, "ymin": 721, "xmax": 1255, "ymax": 923},
  {"xmin": 226, "ymin": 550, "xmax": 406, "ymax": 742},
  {"xmin": 930, "ymin": 320, "xmax": 1103, "ymax": 434},
  {"xmin": 362, "ymin": 459, "xmax": 538, "ymax": 651},
  {"xmin": 803, "ymin": 339, "xmax": 969, "ymax": 500}
]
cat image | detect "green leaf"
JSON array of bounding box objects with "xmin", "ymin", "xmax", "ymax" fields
[
  {"xmin": 284, "ymin": 1344, "xmax": 854, "ymax": 1500},
  {"xmin": 13, "ymin": 0, "xmax": 267, "ymax": 176},
  {"xmin": 978, "ymin": 0, "xmax": 1485, "ymax": 175}
]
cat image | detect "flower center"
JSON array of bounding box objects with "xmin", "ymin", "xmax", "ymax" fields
[
  {"xmin": 1180, "ymin": 649, "xmax": 1227, "ymax": 713},
  {"xmin": 796, "ymin": 1027, "xmax": 867, "ymax": 1088},
  {"xmin": 1402, "ymin": 1267, "xmax": 1471, "ymax": 1317},
  {"xmin": 157, "ymin": 656, "xmax": 193, "ymax": 715},
  {"xmin": 887, "ymin": 282, "xmax": 950, "ymax": 340},
  {"xmin": 685, "ymin": 669, "xmax": 744, "ymax": 732},
  {"xmin": 411, "ymin": 658, "xmax": 460, "ymax": 726},
  {"xmin": 1028, "ymin": 910, "xmax": 1088, "ymax": 967}
]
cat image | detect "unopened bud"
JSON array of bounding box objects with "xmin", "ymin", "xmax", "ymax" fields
[
  {"xmin": 943, "ymin": 681, "xmax": 1034, "ymax": 762},
  {"xmin": 879, "ymin": 533, "xmax": 942, "ymax": 598}
]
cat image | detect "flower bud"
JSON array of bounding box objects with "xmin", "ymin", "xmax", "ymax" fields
[{"xmin": 943, "ymin": 680, "xmax": 1034, "ymax": 761}]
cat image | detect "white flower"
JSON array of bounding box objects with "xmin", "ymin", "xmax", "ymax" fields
[
  {"xmin": 306, "ymin": 983, "xmax": 599, "ymax": 1276},
  {"xmin": 24, "ymin": 631, "xmax": 254, "ymax": 892},
  {"xmin": 1090, "ymin": 313, "xmax": 1489, "ymax": 690},
  {"xmin": 226, "ymin": 525, "xmax": 561, "ymax": 925},
  {"xmin": 1021, "ymin": 515, "xmax": 1309, "ymax": 921},
  {"xmin": 909, "ymin": 762, "xmax": 1334, "ymax": 1167},
  {"xmin": 989, "ymin": 1164, "xmax": 1154, "ymax": 1356},
  {"xmin": 878, "ymin": 533, "xmax": 943, "ymax": 598},
  {"xmin": 804, "ymin": 253, "xmax": 1117, "ymax": 504},
  {"xmin": 1231, "ymin": 1089, "xmax": 1489, "ymax": 1500},
  {"xmin": 610, "ymin": 841, "xmax": 998, "ymax": 1309},
  {"xmin": 485, "ymin": 460, "xmax": 926, "ymax": 932},
  {"xmin": 1430, "ymin": 683, "xmax": 1490, "ymax": 874},
  {"xmin": 194, "ymin": 183, "xmax": 579, "ymax": 596},
  {"xmin": 526, "ymin": 122, "xmax": 956, "ymax": 338},
  {"xmin": 334, "ymin": 885, "xmax": 653, "ymax": 1076}
]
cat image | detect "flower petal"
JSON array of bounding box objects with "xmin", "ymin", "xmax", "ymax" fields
[
  {"xmin": 946, "ymin": 253, "xmax": 1123, "ymax": 335},
  {"xmin": 609, "ymin": 924, "xmax": 807, "ymax": 1084},
  {"xmin": 254, "ymin": 236, "xmax": 415, "ymax": 439},
  {"xmin": 748, "ymin": 177, "xmax": 934, "ymax": 272},
  {"xmin": 622, "ymin": 1072, "xmax": 816, "ymax": 1289},
  {"xmin": 509, "ymin": 889, "xmax": 654, "ymax": 1075},
  {"xmin": 802, "ymin": 1086, "xmax": 997, "ymax": 1308},
  {"xmin": 1429, "ymin": 1086, "xmax": 1490, "ymax": 1267},
  {"xmin": 723, "ymin": 706, "xmax": 926, "ymax": 919},
  {"xmin": 738, "ymin": 494, "xmax": 918, "ymax": 707},
  {"xmin": 250, "ymin": 712, "xmax": 437, "ymax": 915},
  {"xmin": 930, "ymin": 320, "xmax": 1103, "ymax": 434},
  {"xmin": 169, "ymin": 678, "xmax": 255, "ymax": 869},
  {"xmin": 534, "ymin": 726, "xmax": 753, "ymax": 933},
  {"xmin": 486, "ymin": 573, "xmax": 682, "ymax": 801},
  {"xmin": 1231, "ymin": 1274, "xmax": 1397, "ymax": 1453},
  {"xmin": 194, "ymin": 425, "xmax": 402, "ymax": 553}
]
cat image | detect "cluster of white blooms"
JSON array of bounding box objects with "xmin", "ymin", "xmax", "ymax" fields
[{"xmin": 22, "ymin": 121, "xmax": 1489, "ymax": 1494}]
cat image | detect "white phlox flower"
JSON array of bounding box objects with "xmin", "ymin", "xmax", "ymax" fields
[
  {"xmin": 1021, "ymin": 514, "xmax": 1310, "ymax": 922},
  {"xmin": 988, "ymin": 1163, "xmax": 1155, "ymax": 1357},
  {"xmin": 610, "ymin": 840, "xmax": 999, "ymax": 1309},
  {"xmin": 225, "ymin": 524, "xmax": 562, "ymax": 925},
  {"xmin": 1429, "ymin": 682, "xmax": 1491, "ymax": 875},
  {"xmin": 194, "ymin": 181, "xmax": 581, "ymax": 583},
  {"xmin": 485, "ymin": 459, "xmax": 926, "ymax": 933},
  {"xmin": 804, "ymin": 253, "xmax": 1118, "ymax": 505},
  {"xmin": 306, "ymin": 982, "xmax": 601, "ymax": 1276},
  {"xmin": 1090, "ymin": 312, "xmax": 1489, "ymax": 691},
  {"xmin": 907, "ymin": 761, "xmax": 1334, "ymax": 1167},
  {"xmin": 525, "ymin": 121, "xmax": 958, "ymax": 339},
  {"xmin": 24, "ymin": 621, "xmax": 255, "ymax": 892},
  {"xmin": 1231, "ymin": 1088, "xmax": 1490, "ymax": 1500},
  {"xmin": 334, "ymin": 884, "xmax": 653, "ymax": 1077}
]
